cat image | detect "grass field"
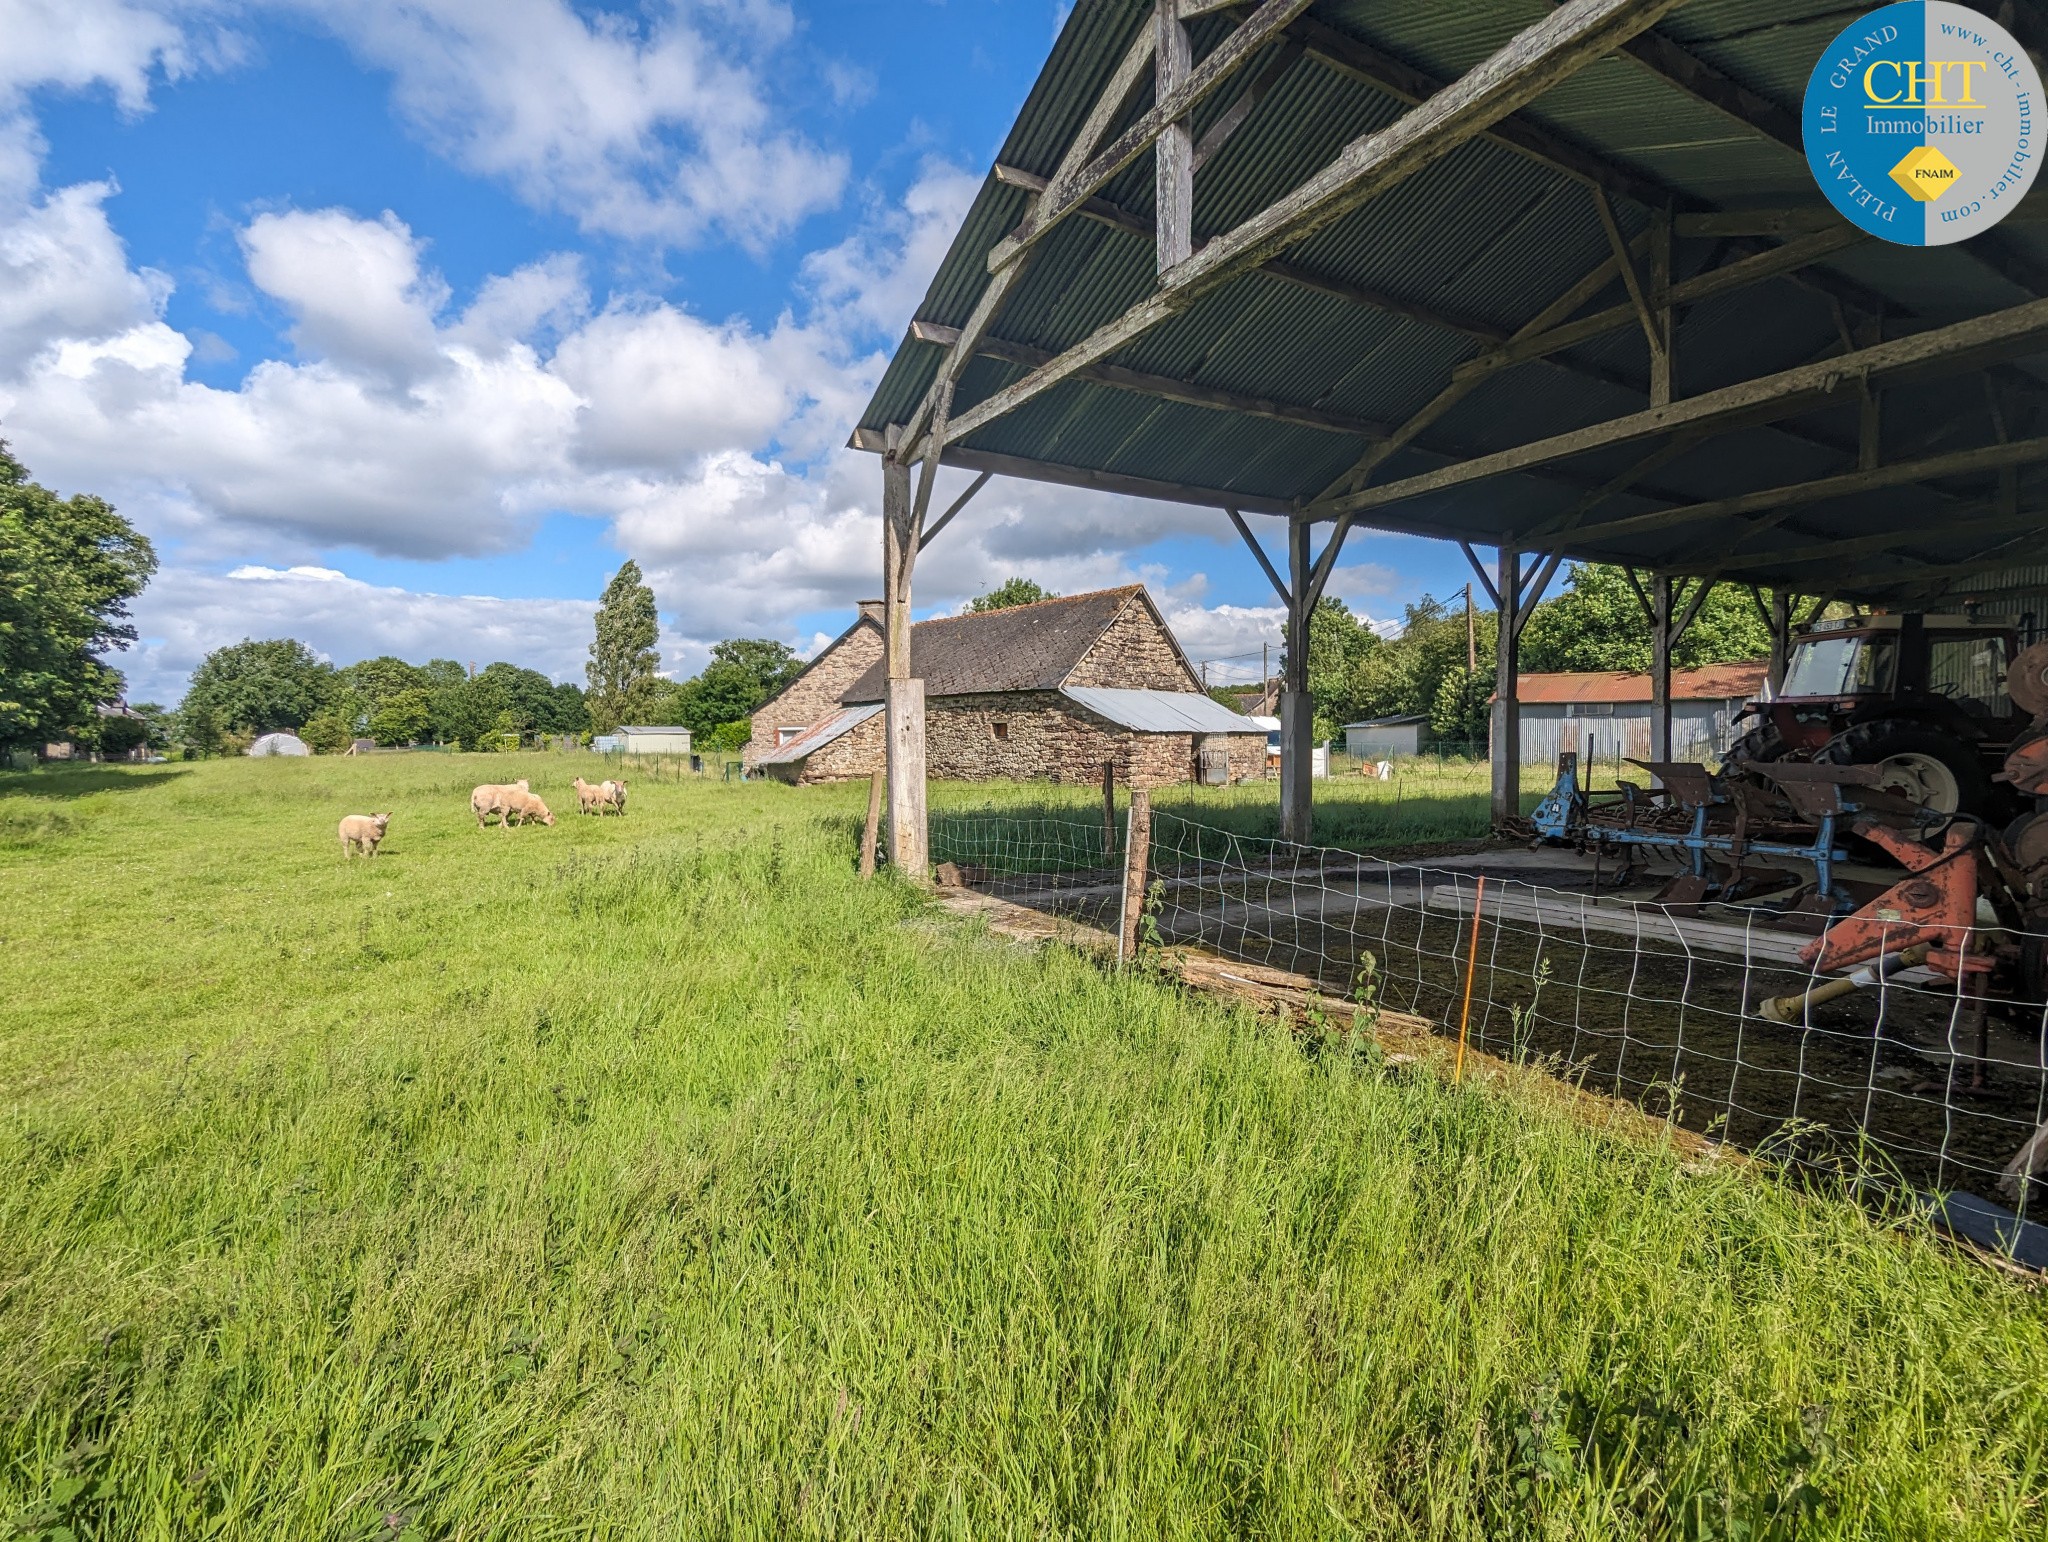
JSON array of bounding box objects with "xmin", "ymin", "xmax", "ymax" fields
[{"xmin": 3, "ymin": 754, "xmax": 2046, "ymax": 1538}]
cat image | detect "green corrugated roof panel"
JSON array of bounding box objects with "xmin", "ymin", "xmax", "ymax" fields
[{"xmin": 856, "ymin": 0, "xmax": 2048, "ymax": 602}]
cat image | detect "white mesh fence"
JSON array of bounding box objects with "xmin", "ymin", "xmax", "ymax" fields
[{"xmin": 932, "ymin": 801, "xmax": 2048, "ymax": 1258}]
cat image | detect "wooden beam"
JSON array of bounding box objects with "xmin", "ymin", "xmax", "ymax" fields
[
  {"xmin": 1563, "ymin": 434, "xmax": 2048, "ymax": 544},
  {"xmin": 990, "ymin": 162, "xmax": 1509, "ymax": 343},
  {"xmin": 1592, "ymin": 187, "xmax": 1664, "ymax": 366},
  {"xmin": 918, "ymin": 470, "xmax": 992, "ymax": 552},
  {"xmin": 989, "ymin": 0, "xmax": 1316, "ymax": 273},
  {"xmin": 909, "ymin": 320, "xmax": 1390, "ymax": 439},
  {"xmin": 1227, "ymin": 505, "xmax": 1293, "ymax": 604},
  {"xmin": 848, "ymin": 429, "xmax": 1299, "ymax": 517},
  {"xmin": 1315, "ymin": 298, "xmax": 2048, "ymax": 520},
  {"xmin": 1458, "ymin": 541, "xmax": 1502, "ymax": 608},
  {"xmin": 1192, "ymin": 40, "xmax": 1303, "ymax": 172},
  {"xmin": 946, "ymin": 0, "xmax": 1690, "ymax": 450},
  {"xmin": 1450, "ymin": 226, "xmax": 1864, "ymax": 386},
  {"xmin": 1287, "ymin": 11, "xmax": 1679, "ymax": 213},
  {"xmin": 899, "ymin": 21, "xmax": 1159, "ymax": 460},
  {"xmin": 1713, "ymin": 502, "xmax": 2048, "ymax": 576},
  {"xmin": 1155, "ymin": 2, "xmax": 1195, "ymax": 274}
]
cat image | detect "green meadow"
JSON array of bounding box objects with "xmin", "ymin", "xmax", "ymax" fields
[{"xmin": 2, "ymin": 755, "xmax": 2044, "ymax": 1538}]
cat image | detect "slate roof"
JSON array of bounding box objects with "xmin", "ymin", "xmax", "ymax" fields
[{"xmin": 840, "ymin": 585, "xmax": 1182, "ymax": 702}]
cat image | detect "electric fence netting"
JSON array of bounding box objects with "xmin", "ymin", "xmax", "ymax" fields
[{"xmin": 929, "ymin": 801, "xmax": 2048, "ymax": 1265}]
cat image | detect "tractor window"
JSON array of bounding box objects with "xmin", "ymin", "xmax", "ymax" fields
[
  {"xmin": 1782, "ymin": 634, "xmax": 1897, "ymax": 697},
  {"xmin": 1927, "ymin": 634, "xmax": 2010, "ymax": 717}
]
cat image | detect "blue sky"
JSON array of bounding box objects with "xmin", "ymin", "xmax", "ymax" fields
[{"xmin": 1, "ymin": 0, "xmax": 1475, "ymax": 703}]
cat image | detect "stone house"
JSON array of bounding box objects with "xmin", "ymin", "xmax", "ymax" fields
[{"xmin": 749, "ymin": 586, "xmax": 1266, "ymax": 788}]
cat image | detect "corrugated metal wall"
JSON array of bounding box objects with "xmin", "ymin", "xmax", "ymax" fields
[
  {"xmin": 1949, "ymin": 564, "xmax": 2048, "ymax": 645},
  {"xmin": 1518, "ymin": 703, "xmax": 1740, "ymax": 766}
]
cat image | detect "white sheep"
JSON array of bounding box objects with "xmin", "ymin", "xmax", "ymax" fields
[
  {"xmin": 338, "ymin": 812, "xmax": 392, "ymax": 857},
  {"xmin": 503, "ymin": 788, "xmax": 556, "ymax": 828},
  {"xmin": 600, "ymin": 777, "xmax": 628, "ymax": 816},
  {"xmin": 470, "ymin": 779, "xmax": 531, "ymax": 830},
  {"xmin": 571, "ymin": 776, "xmax": 604, "ymax": 815}
]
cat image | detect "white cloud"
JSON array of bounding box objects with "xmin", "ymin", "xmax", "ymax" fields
[
  {"xmin": 282, "ymin": 0, "xmax": 847, "ymax": 248},
  {"xmin": 240, "ymin": 207, "xmax": 448, "ymax": 379}
]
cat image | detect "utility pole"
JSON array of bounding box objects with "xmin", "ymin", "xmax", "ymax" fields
[
  {"xmin": 1261, "ymin": 641, "xmax": 1270, "ymax": 711},
  {"xmin": 1465, "ymin": 584, "xmax": 1476, "ymax": 675}
]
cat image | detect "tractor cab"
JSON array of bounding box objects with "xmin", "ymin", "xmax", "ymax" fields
[{"xmin": 1729, "ymin": 613, "xmax": 2027, "ymax": 817}]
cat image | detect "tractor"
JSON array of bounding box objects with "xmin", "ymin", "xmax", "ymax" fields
[{"xmin": 1727, "ymin": 613, "xmax": 2031, "ymax": 819}]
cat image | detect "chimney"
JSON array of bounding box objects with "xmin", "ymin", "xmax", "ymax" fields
[{"xmin": 856, "ymin": 599, "xmax": 885, "ymax": 628}]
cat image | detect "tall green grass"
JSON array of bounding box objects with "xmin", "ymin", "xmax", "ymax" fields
[{"xmin": 0, "ymin": 756, "xmax": 2044, "ymax": 1538}]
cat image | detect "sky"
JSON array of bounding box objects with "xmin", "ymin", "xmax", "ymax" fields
[{"xmin": 1, "ymin": 0, "xmax": 1480, "ymax": 705}]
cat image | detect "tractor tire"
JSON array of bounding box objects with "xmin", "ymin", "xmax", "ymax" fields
[
  {"xmin": 1814, "ymin": 719, "xmax": 1992, "ymax": 817},
  {"xmin": 1724, "ymin": 721, "xmax": 1789, "ymax": 767}
]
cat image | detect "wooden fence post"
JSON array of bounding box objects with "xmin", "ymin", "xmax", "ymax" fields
[
  {"xmin": 858, "ymin": 769, "xmax": 883, "ymax": 879},
  {"xmin": 1118, "ymin": 788, "xmax": 1152, "ymax": 966},
  {"xmin": 1101, "ymin": 760, "xmax": 1117, "ymax": 861}
]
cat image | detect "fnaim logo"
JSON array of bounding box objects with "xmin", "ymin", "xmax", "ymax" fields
[{"xmin": 1803, "ymin": 1, "xmax": 2041, "ymax": 244}]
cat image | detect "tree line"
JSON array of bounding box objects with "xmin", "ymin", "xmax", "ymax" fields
[{"xmin": 1295, "ymin": 565, "xmax": 1781, "ymax": 747}]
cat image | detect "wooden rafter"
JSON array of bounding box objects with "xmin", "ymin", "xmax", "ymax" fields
[{"xmin": 1313, "ymin": 298, "xmax": 2048, "ymax": 521}]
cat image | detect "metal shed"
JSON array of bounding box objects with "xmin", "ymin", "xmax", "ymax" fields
[{"xmin": 852, "ymin": 0, "xmax": 2048, "ymax": 862}]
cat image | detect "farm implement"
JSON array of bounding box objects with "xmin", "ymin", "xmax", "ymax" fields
[{"xmin": 1526, "ymin": 641, "xmax": 2048, "ymax": 1013}]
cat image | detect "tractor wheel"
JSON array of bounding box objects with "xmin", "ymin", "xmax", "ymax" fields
[
  {"xmin": 1815, "ymin": 719, "xmax": 1992, "ymax": 817},
  {"xmin": 1724, "ymin": 721, "xmax": 1789, "ymax": 767}
]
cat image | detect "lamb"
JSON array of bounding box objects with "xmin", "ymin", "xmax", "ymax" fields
[
  {"xmin": 338, "ymin": 813, "xmax": 392, "ymax": 857},
  {"xmin": 503, "ymin": 789, "xmax": 556, "ymax": 828},
  {"xmin": 470, "ymin": 779, "xmax": 531, "ymax": 829},
  {"xmin": 600, "ymin": 777, "xmax": 627, "ymax": 816},
  {"xmin": 571, "ymin": 776, "xmax": 606, "ymax": 815}
]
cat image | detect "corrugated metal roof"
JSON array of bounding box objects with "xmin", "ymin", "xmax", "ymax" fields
[
  {"xmin": 1061, "ymin": 687, "xmax": 1267, "ymax": 733},
  {"xmin": 856, "ymin": 0, "xmax": 2048, "ymax": 606},
  {"xmin": 754, "ymin": 703, "xmax": 883, "ymax": 766},
  {"xmin": 1518, "ymin": 663, "xmax": 1768, "ymax": 704}
]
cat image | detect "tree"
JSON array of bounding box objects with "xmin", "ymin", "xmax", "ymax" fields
[
  {"xmin": 550, "ymin": 682, "xmax": 589, "ymax": 734},
  {"xmin": 181, "ymin": 638, "xmax": 335, "ymax": 732},
  {"xmin": 967, "ymin": 577, "xmax": 1057, "ymax": 613},
  {"xmin": 95, "ymin": 713, "xmax": 150, "ymax": 759},
  {"xmin": 1349, "ymin": 594, "xmax": 1497, "ymax": 750},
  {"xmin": 708, "ymin": 637, "xmax": 801, "ymax": 699},
  {"xmin": 130, "ymin": 702, "xmax": 171, "ymax": 752},
  {"xmin": 665, "ymin": 661, "xmax": 767, "ymax": 736},
  {"xmin": 338, "ymin": 656, "xmax": 427, "ymax": 724},
  {"xmin": 0, "ymin": 442, "xmax": 157, "ymax": 756},
  {"xmin": 368, "ymin": 687, "xmax": 432, "ymax": 747},
  {"xmin": 479, "ymin": 661, "xmax": 575, "ymax": 736},
  {"xmin": 300, "ymin": 708, "xmax": 354, "ymax": 754},
  {"xmin": 1519, "ymin": 565, "xmax": 1772, "ymax": 674},
  {"xmin": 435, "ymin": 673, "xmax": 509, "ymax": 752},
  {"xmin": 586, "ymin": 561, "xmax": 660, "ymax": 732},
  {"xmin": 175, "ymin": 702, "xmax": 227, "ymax": 759}
]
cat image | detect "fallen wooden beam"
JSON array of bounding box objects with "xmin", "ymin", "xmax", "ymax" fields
[{"xmin": 929, "ymin": 880, "xmax": 1727, "ymax": 1161}]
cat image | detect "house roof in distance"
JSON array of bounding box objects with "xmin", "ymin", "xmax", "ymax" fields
[
  {"xmin": 754, "ymin": 703, "xmax": 884, "ymax": 766},
  {"xmin": 1061, "ymin": 687, "xmax": 1262, "ymax": 734},
  {"xmin": 1517, "ymin": 663, "xmax": 1767, "ymax": 705},
  {"xmin": 840, "ymin": 585, "xmax": 1190, "ymax": 702}
]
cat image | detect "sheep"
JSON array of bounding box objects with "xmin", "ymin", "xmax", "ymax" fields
[
  {"xmin": 338, "ymin": 813, "xmax": 392, "ymax": 857},
  {"xmin": 470, "ymin": 779, "xmax": 531, "ymax": 829},
  {"xmin": 504, "ymin": 789, "xmax": 556, "ymax": 828},
  {"xmin": 600, "ymin": 777, "xmax": 628, "ymax": 816},
  {"xmin": 571, "ymin": 776, "xmax": 605, "ymax": 815}
]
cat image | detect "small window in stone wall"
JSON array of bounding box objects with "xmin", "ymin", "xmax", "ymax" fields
[{"xmin": 992, "ymin": 721, "xmax": 1010, "ymax": 741}]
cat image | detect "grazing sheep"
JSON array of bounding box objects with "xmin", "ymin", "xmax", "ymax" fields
[
  {"xmin": 571, "ymin": 776, "xmax": 605, "ymax": 815},
  {"xmin": 470, "ymin": 780, "xmax": 530, "ymax": 829},
  {"xmin": 600, "ymin": 777, "xmax": 628, "ymax": 816},
  {"xmin": 504, "ymin": 789, "xmax": 555, "ymax": 828},
  {"xmin": 338, "ymin": 813, "xmax": 392, "ymax": 857}
]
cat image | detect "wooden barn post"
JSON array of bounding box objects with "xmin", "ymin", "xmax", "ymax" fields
[
  {"xmin": 882, "ymin": 449, "xmax": 928, "ymax": 877},
  {"xmin": 1490, "ymin": 546, "xmax": 1522, "ymax": 826},
  {"xmin": 1279, "ymin": 514, "xmax": 1315, "ymax": 843}
]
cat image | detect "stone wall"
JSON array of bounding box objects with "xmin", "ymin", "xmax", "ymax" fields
[
  {"xmin": 1064, "ymin": 598, "xmax": 1202, "ymax": 691},
  {"xmin": 747, "ymin": 614, "xmax": 883, "ymax": 766},
  {"xmin": 922, "ymin": 691, "xmax": 1263, "ymax": 789},
  {"xmin": 765, "ymin": 711, "xmax": 885, "ymax": 784}
]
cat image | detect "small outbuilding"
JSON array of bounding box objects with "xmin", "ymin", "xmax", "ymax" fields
[
  {"xmin": 618, "ymin": 725, "xmax": 693, "ymax": 756},
  {"xmin": 1342, "ymin": 715, "xmax": 1428, "ymax": 760},
  {"xmin": 247, "ymin": 732, "xmax": 310, "ymax": 757},
  {"xmin": 751, "ymin": 585, "xmax": 1266, "ymax": 789},
  {"xmin": 1515, "ymin": 664, "xmax": 1767, "ymax": 766}
]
